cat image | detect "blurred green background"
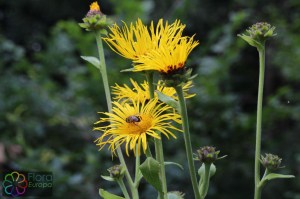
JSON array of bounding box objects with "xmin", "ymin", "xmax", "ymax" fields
[{"xmin": 0, "ymin": 0, "xmax": 299, "ymax": 198}]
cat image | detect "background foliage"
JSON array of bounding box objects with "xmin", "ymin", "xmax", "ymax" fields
[{"xmin": 0, "ymin": 0, "xmax": 299, "ymax": 198}]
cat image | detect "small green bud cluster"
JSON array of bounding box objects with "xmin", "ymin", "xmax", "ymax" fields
[
  {"xmin": 260, "ymin": 153, "xmax": 282, "ymax": 171},
  {"xmin": 238, "ymin": 22, "xmax": 276, "ymax": 49},
  {"xmin": 79, "ymin": 2, "xmax": 112, "ymax": 33},
  {"xmin": 108, "ymin": 165, "xmax": 124, "ymax": 179},
  {"xmin": 162, "ymin": 68, "xmax": 196, "ymax": 87},
  {"xmin": 196, "ymin": 146, "xmax": 220, "ymax": 164},
  {"xmin": 247, "ymin": 22, "xmax": 276, "ymax": 41}
]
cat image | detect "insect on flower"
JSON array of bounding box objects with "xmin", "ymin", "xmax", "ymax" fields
[{"xmin": 125, "ymin": 115, "xmax": 142, "ymax": 124}]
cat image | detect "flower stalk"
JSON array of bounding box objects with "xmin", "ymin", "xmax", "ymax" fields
[
  {"xmin": 175, "ymin": 85, "xmax": 201, "ymax": 199},
  {"xmin": 146, "ymin": 72, "xmax": 168, "ymax": 199},
  {"xmin": 94, "ymin": 30, "xmax": 138, "ymax": 199},
  {"xmin": 254, "ymin": 46, "xmax": 265, "ymax": 199},
  {"xmin": 116, "ymin": 179, "xmax": 131, "ymax": 199},
  {"xmin": 238, "ymin": 22, "xmax": 276, "ymax": 199},
  {"xmin": 199, "ymin": 163, "xmax": 211, "ymax": 199}
]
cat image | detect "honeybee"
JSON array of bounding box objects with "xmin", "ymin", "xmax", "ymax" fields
[{"xmin": 126, "ymin": 115, "xmax": 142, "ymax": 123}]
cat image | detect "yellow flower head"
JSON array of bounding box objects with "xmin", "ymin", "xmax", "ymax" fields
[
  {"xmin": 103, "ymin": 19, "xmax": 185, "ymax": 61},
  {"xmin": 94, "ymin": 98, "xmax": 181, "ymax": 156},
  {"xmin": 112, "ymin": 79, "xmax": 195, "ymax": 103},
  {"xmin": 90, "ymin": 1, "xmax": 100, "ymax": 12},
  {"xmin": 133, "ymin": 36, "xmax": 199, "ymax": 74}
]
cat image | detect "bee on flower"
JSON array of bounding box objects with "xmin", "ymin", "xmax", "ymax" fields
[{"xmin": 94, "ymin": 98, "xmax": 182, "ymax": 156}]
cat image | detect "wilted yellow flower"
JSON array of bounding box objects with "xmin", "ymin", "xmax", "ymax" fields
[
  {"xmin": 112, "ymin": 79, "xmax": 195, "ymax": 103},
  {"xmin": 94, "ymin": 98, "xmax": 181, "ymax": 156},
  {"xmin": 79, "ymin": 1, "xmax": 111, "ymax": 32},
  {"xmin": 103, "ymin": 19, "xmax": 185, "ymax": 60},
  {"xmin": 90, "ymin": 1, "xmax": 100, "ymax": 12}
]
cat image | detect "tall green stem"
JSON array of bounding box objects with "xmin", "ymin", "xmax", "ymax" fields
[
  {"xmin": 134, "ymin": 145, "xmax": 141, "ymax": 187},
  {"xmin": 117, "ymin": 179, "xmax": 131, "ymax": 199},
  {"xmin": 146, "ymin": 72, "xmax": 168, "ymax": 199},
  {"xmin": 95, "ymin": 31, "xmax": 112, "ymax": 112},
  {"xmin": 254, "ymin": 46, "xmax": 265, "ymax": 199},
  {"xmin": 199, "ymin": 163, "xmax": 211, "ymax": 199},
  {"xmin": 95, "ymin": 31, "xmax": 138, "ymax": 199},
  {"xmin": 175, "ymin": 86, "xmax": 201, "ymax": 199}
]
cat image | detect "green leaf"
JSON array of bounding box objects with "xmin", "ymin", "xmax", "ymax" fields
[
  {"xmin": 101, "ymin": 175, "xmax": 115, "ymax": 182},
  {"xmin": 99, "ymin": 189, "xmax": 125, "ymax": 199},
  {"xmin": 81, "ymin": 56, "xmax": 101, "ymax": 70},
  {"xmin": 164, "ymin": 161, "xmax": 184, "ymax": 170},
  {"xmin": 258, "ymin": 173, "xmax": 295, "ymax": 188},
  {"xmin": 264, "ymin": 173, "xmax": 295, "ymax": 181},
  {"xmin": 264, "ymin": 173, "xmax": 295, "ymax": 180},
  {"xmin": 139, "ymin": 157, "xmax": 162, "ymax": 192},
  {"xmin": 120, "ymin": 67, "xmax": 135, "ymax": 72},
  {"xmin": 156, "ymin": 90, "xmax": 180, "ymax": 112},
  {"xmin": 237, "ymin": 34, "xmax": 263, "ymax": 49}
]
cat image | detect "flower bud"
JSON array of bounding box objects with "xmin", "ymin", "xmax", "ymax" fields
[
  {"xmin": 161, "ymin": 68, "xmax": 196, "ymax": 88},
  {"xmin": 247, "ymin": 22, "xmax": 276, "ymax": 41},
  {"xmin": 238, "ymin": 22, "xmax": 276, "ymax": 49},
  {"xmin": 196, "ymin": 146, "xmax": 220, "ymax": 164},
  {"xmin": 79, "ymin": 1, "xmax": 112, "ymax": 33},
  {"xmin": 260, "ymin": 153, "xmax": 282, "ymax": 171},
  {"xmin": 167, "ymin": 191, "xmax": 185, "ymax": 199},
  {"xmin": 107, "ymin": 165, "xmax": 124, "ymax": 179}
]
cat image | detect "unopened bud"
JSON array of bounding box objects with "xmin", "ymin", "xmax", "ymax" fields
[
  {"xmin": 108, "ymin": 165, "xmax": 124, "ymax": 179},
  {"xmin": 260, "ymin": 153, "xmax": 282, "ymax": 171},
  {"xmin": 196, "ymin": 146, "xmax": 220, "ymax": 164},
  {"xmin": 79, "ymin": 1, "xmax": 112, "ymax": 33},
  {"xmin": 238, "ymin": 22, "xmax": 276, "ymax": 49}
]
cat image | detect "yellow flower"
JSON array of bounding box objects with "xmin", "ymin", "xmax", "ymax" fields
[
  {"xmin": 94, "ymin": 98, "xmax": 181, "ymax": 156},
  {"xmin": 90, "ymin": 1, "xmax": 100, "ymax": 12},
  {"xmin": 102, "ymin": 19, "xmax": 185, "ymax": 60},
  {"xmin": 112, "ymin": 79, "xmax": 195, "ymax": 102},
  {"xmin": 133, "ymin": 36, "xmax": 199, "ymax": 74}
]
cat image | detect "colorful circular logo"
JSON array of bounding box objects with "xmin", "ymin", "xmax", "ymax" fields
[{"xmin": 2, "ymin": 171, "xmax": 28, "ymax": 197}]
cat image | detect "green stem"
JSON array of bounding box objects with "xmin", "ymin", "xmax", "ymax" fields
[
  {"xmin": 146, "ymin": 72, "xmax": 168, "ymax": 199},
  {"xmin": 134, "ymin": 145, "xmax": 141, "ymax": 187},
  {"xmin": 175, "ymin": 86, "xmax": 201, "ymax": 199},
  {"xmin": 94, "ymin": 31, "xmax": 138, "ymax": 199},
  {"xmin": 258, "ymin": 169, "xmax": 270, "ymax": 189},
  {"xmin": 145, "ymin": 146, "xmax": 153, "ymax": 158},
  {"xmin": 95, "ymin": 31, "xmax": 112, "ymax": 112},
  {"xmin": 262, "ymin": 168, "xmax": 270, "ymax": 179},
  {"xmin": 254, "ymin": 46, "xmax": 265, "ymax": 199},
  {"xmin": 117, "ymin": 179, "xmax": 131, "ymax": 199},
  {"xmin": 199, "ymin": 163, "xmax": 211, "ymax": 199},
  {"xmin": 146, "ymin": 72, "xmax": 155, "ymax": 99}
]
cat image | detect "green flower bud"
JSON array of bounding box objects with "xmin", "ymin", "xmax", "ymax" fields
[
  {"xmin": 238, "ymin": 22, "xmax": 276, "ymax": 49},
  {"xmin": 79, "ymin": 1, "xmax": 112, "ymax": 33},
  {"xmin": 107, "ymin": 165, "xmax": 124, "ymax": 179},
  {"xmin": 196, "ymin": 146, "xmax": 220, "ymax": 164},
  {"xmin": 167, "ymin": 191, "xmax": 185, "ymax": 199},
  {"xmin": 161, "ymin": 68, "xmax": 196, "ymax": 87},
  {"xmin": 260, "ymin": 153, "xmax": 283, "ymax": 171}
]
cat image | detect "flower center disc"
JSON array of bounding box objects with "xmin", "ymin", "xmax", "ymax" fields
[{"xmin": 127, "ymin": 115, "xmax": 152, "ymax": 134}]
